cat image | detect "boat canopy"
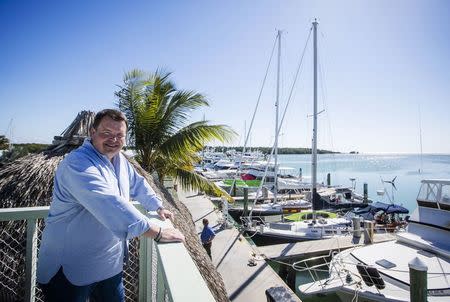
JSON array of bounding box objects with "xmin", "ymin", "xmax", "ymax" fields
[{"xmin": 355, "ymin": 201, "xmax": 409, "ymax": 215}]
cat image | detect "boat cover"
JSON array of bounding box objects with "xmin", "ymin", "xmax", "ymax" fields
[{"xmin": 354, "ymin": 201, "xmax": 409, "ymax": 215}]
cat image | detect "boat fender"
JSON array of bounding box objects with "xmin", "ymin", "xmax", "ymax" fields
[{"xmin": 356, "ymin": 263, "xmax": 385, "ymax": 290}]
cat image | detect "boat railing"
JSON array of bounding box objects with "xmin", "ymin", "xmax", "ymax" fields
[
  {"xmin": 292, "ymin": 249, "xmax": 371, "ymax": 292},
  {"xmin": 0, "ymin": 203, "xmax": 214, "ymax": 302},
  {"xmin": 292, "ymin": 250, "xmax": 345, "ymax": 288}
]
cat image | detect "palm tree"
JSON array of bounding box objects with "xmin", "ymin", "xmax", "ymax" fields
[
  {"xmin": 116, "ymin": 69, "xmax": 236, "ymax": 196},
  {"xmin": 0, "ymin": 135, "xmax": 9, "ymax": 150}
]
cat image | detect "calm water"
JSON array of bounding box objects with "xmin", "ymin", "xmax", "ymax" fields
[
  {"xmin": 277, "ymin": 153, "xmax": 450, "ymax": 213},
  {"xmin": 270, "ymin": 153, "xmax": 450, "ymax": 300}
]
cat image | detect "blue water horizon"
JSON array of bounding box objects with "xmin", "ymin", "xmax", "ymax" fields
[{"xmin": 276, "ymin": 153, "xmax": 450, "ymax": 213}]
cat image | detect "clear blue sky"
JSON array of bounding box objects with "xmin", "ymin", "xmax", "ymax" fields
[{"xmin": 1, "ymin": 0, "xmax": 449, "ymax": 153}]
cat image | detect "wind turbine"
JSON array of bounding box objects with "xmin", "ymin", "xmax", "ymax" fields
[{"xmin": 381, "ymin": 176, "xmax": 397, "ymax": 203}]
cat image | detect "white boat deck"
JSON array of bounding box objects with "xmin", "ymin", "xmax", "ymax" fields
[
  {"xmin": 352, "ymin": 240, "xmax": 450, "ymax": 292},
  {"xmin": 257, "ymin": 233, "xmax": 395, "ymax": 260}
]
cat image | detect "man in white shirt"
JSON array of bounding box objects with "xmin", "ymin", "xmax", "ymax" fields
[{"xmin": 37, "ymin": 109, "xmax": 184, "ymax": 301}]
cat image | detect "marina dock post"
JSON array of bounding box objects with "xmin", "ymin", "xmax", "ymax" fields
[
  {"xmin": 326, "ymin": 173, "xmax": 331, "ymax": 186},
  {"xmin": 243, "ymin": 188, "xmax": 248, "ymax": 216},
  {"xmin": 363, "ymin": 220, "xmax": 374, "ymax": 244},
  {"xmin": 409, "ymin": 257, "xmax": 428, "ymax": 302},
  {"xmin": 221, "ymin": 196, "xmax": 231, "ymax": 228},
  {"xmin": 352, "ymin": 216, "xmax": 361, "ymax": 238},
  {"xmin": 363, "ymin": 183, "xmax": 368, "ymax": 202}
]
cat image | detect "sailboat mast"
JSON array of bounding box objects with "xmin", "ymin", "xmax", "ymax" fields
[
  {"xmin": 274, "ymin": 30, "xmax": 281, "ymax": 204},
  {"xmin": 418, "ymin": 105, "xmax": 423, "ymax": 173},
  {"xmin": 311, "ymin": 20, "xmax": 318, "ymax": 221}
]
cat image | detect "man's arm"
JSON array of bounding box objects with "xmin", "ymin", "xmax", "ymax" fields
[
  {"xmin": 59, "ymin": 159, "xmax": 153, "ymax": 241},
  {"xmin": 127, "ymin": 159, "xmax": 163, "ymax": 211}
]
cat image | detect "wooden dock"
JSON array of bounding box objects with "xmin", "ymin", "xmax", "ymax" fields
[
  {"xmin": 256, "ymin": 233, "xmax": 396, "ymax": 260},
  {"xmin": 178, "ymin": 191, "xmax": 301, "ymax": 302}
]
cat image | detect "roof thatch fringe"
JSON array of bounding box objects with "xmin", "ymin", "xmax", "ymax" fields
[
  {"xmin": 0, "ymin": 111, "xmax": 228, "ymax": 302},
  {"xmin": 46, "ymin": 110, "xmax": 95, "ymax": 156}
]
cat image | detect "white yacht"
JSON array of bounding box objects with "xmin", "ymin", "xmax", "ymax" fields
[
  {"xmin": 298, "ymin": 179, "xmax": 450, "ymax": 301},
  {"xmin": 245, "ymin": 214, "xmax": 352, "ymax": 246}
]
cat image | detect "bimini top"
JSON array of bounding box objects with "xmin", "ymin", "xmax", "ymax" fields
[{"xmin": 354, "ymin": 201, "xmax": 409, "ymax": 215}]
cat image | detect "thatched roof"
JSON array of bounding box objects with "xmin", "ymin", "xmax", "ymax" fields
[
  {"xmin": 0, "ymin": 111, "xmax": 96, "ymax": 207},
  {"xmin": 0, "ymin": 111, "xmax": 228, "ymax": 302}
]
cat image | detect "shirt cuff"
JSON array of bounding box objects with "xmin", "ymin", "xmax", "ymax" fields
[{"xmin": 126, "ymin": 217, "xmax": 152, "ymax": 240}]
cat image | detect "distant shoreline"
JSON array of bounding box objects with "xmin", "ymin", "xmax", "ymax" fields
[
  {"xmin": 5, "ymin": 144, "xmax": 450, "ymax": 156},
  {"xmin": 205, "ymin": 146, "xmax": 340, "ymax": 155}
]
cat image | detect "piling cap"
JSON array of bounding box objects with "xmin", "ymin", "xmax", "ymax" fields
[{"xmin": 408, "ymin": 257, "xmax": 428, "ymax": 271}]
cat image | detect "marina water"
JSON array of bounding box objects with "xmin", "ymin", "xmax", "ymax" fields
[
  {"xmin": 278, "ymin": 153, "xmax": 450, "ymax": 212},
  {"xmin": 270, "ymin": 153, "xmax": 450, "ymax": 300}
]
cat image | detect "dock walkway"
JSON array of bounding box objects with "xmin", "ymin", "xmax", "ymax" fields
[
  {"xmin": 177, "ymin": 190, "xmax": 301, "ymax": 302},
  {"xmin": 256, "ymin": 233, "xmax": 396, "ymax": 260}
]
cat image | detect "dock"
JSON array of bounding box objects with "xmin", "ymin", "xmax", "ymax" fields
[
  {"xmin": 256, "ymin": 233, "xmax": 396, "ymax": 260},
  {"xmin": 177, "ymin": 190, "xmax": 301, "ymax": 302}
]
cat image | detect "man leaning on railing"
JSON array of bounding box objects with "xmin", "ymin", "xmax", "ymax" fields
[{"xmin": 36, "ymin": 109, "xmax": 185, "ymax": 301}]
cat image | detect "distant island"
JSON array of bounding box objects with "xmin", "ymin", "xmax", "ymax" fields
[{"xmin": 207, "ymin": 146, "xmax": 340, "ymax": 155}]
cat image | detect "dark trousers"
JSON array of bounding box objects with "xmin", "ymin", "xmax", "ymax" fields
[
  {"xmin": 39, "ymin": 268, "xmax": 125, "ymax": 302},
  {"xmin": 202, "ymin": 242, "xmax": 212, "ymax": 259}
]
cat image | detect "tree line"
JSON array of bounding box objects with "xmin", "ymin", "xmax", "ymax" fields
[{"xmin": 208, "ymin": 146, "xmax": 339, "ymax": 154}]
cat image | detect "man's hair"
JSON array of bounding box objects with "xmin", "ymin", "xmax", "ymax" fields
[
  {"xmin": 92, "ymin": 109, "xmax": 128, "ymax": 130},
  {"xmin": 202, "ymin": 218, "xmax": 209, "ymax": 225}
]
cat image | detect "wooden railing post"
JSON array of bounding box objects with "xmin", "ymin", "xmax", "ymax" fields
[{"xmin": 25, "ymin": 218, "xmax": 38, "ymax": 302}]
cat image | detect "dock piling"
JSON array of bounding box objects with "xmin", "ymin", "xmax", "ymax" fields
[
  {"xmin": 363, "ymin": 183, "xmax": 368, "ymax": 202},
  {"xmin": 363, "ymin": 220, "xmax": 374, "ymax": 244},
  {"xmin": 409, "ymin": 257, "xmax": 428, "ymax": 302},
  {"xmin": 352, "ymin": 217, "xmax": 361, "ymax": 238},
  {"xmin": 327, "ymin": 173, "xmax": 331, "ymax": 187},
  {"xmin": 243, "ymin": 188, "xmax": 248, "ymax": 217}
]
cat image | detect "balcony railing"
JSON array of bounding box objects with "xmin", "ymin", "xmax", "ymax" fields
[{"xmin": 0, "ymin": 203, "xmax": 214, "ymax": 302}]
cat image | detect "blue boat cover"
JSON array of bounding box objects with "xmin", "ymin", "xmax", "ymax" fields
[{"xmin": 354, "ymin": 201, "xmax": 409, "ymax": 215}]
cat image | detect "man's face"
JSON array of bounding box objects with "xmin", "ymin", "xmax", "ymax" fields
[{"xmin": 90, "ymin": 116, "xmax": 126, "ymax": 160}]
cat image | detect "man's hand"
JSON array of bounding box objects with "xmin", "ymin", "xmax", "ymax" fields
[
  {"xmin": 159, "ymin": 228, "xmax": 185, "ymax": 243},
  {"xmin": 157, "ymin": 207, "xmax": 174, "ymax": 221},
  {"xmin": 144, "ymin": 226, "xmax": 185, "ymax": 243}
]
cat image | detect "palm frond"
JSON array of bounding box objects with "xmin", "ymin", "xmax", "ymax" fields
[
  {"xmin": 174, "ymin": 167, "xmax": 231, "ymax": 199},
  {"xmin": 158, "ymin": 121, "xmax": 236, "ymax": 159}
]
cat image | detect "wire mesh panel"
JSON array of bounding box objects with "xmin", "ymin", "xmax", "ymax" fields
[
  {"xmin": 0, "ymin": 218, "xmax": 144, "ymax": 302},
  {"xmin": 0, "ymin": 220, "xmax": 27, "ymax": 302},
  {"xmin": 0, "ymin": 219, "xmax": 46, "ymax": 302},
  {"xmin": 124, "ymin": 238, "xmax": 140, "ymax": 301}
]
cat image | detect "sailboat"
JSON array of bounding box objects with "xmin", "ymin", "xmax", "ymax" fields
[
  {"xmin": 223, "ymin": 29, "xmax": 312, "ymax": 221},
  {"xmin": 243, "ymin": 20, "xmax": 354, "ymax": 245}
]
